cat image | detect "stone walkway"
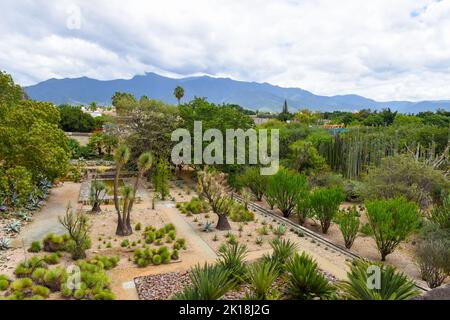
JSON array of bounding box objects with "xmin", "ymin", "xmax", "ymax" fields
[{"xmin": 12, "ymin": 182, "xmax": 82, "ymax": 247}]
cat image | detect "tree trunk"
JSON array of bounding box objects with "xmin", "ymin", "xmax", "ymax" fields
[
  {"xmin": 216, "ymin": 214, "xmax": 231, "ymax": 230},
  {"xmin": 91, "ymin": 202, "xmax": 102, "ymax": 213}
]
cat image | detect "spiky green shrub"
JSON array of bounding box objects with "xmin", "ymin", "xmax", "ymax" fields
[
  {"xmin": 15, "ymin": 256, "xmax": 47, "ymax": 278},
  {"xmin": 366, "ymin": 197, "xmax": 420, "ymax": 261},
  {"xmin": 245, "ymin": 261, "xmax": 279, "ymax": 300},
  {"xmin": 42, "ymin": 233, "xmax": 67, "ymax": 252},
  {"xmin": 229, "ymin": 202, "xmax": 255, "ymax": 222},
  {"xmin": 135, "ymin": 223, "xmax": 142, "ymax": 231},
  {"xmin": 309, "ymin": 187, "xmax": 345, "ymax": 234},
  {"xmin": 217, "ymin": 243, "xmax": 248, "ymax": 283},
  {"xmin": 0, "ymin": 274, "xmax": 10, "ymax": 291},
  {"xmin": 31, "ymin": 268, "xmax": 47, "ymax": 284},
  {"xmin": 338, "ymin": 259, "xmax": 420, "ymax": 300},
  {"xmin": 336, "ymin": 206, "xmax": 360, "ymax": 249},
  {"xmin": 238, "ymin": 167, "xmax": 268, "ymax": 201},
  {"xmin": 263, "ymin": 238, "xmax": 298, "ymax": 274},
  {"xmin": 32, "ymin": 285, "xmax": 50, "ymax": 298},
  {"xmin": 178, "ymin": 197, "xmax": 209, "ymax": 215},
  {"xmin": 285, "ymin": 252, "xmax": 336, "ymax": 300},
  {"xmin": 11, "ymin": 278, "xmax": 33, "ymax": 296},
  {"xmin": 172, "ymin": 263, "xmax": 234, "ymax": 300},
  {"xmin": 152, "ymin": 255, "xmax": 162, "ymax": 265},
  {"xmin": 273, "ymin": 224, "xmax": 287, "ymax": 237},
  {"xmin": 28, "ymin": 241, "xmax": 41, "ymax": 253},
  {"xmin": 93, "ymin": 290, "xmax": 115, "ymax": 300},
  {"xmin": 44, "ymin": 252, "xmax": 62, "ymax": 265},
  {"xmin": 428, "ymin": 193, "xmax": 450, "ymax": 229},
  {"xmin": 43, "ymin": 267, "xmax": 67, "ymax": 292},
  {"xmin": 296, "ymin": 193, "xmax": 312, "ymax": 225}
]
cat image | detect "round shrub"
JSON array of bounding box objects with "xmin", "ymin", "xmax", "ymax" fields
[
  {"xmin": 152, "ymin": 255, "xmax": 162, "ymax": 265},
  {"xmin": 28, "ymin": 241, "xmax": 41, "ymax": 253},
  {"xmin": 32, "ymin": 285, "xmax": 50, "ymax": 298}
]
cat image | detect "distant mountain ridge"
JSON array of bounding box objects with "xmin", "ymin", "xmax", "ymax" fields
[{"xmin": 24, "ymin": 72, "xmax": 450, "ymax": 113}]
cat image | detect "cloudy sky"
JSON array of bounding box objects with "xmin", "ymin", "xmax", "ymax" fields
[{"xmin": 1, "ymin": 0, "xmax": 450, "ymax": 101}]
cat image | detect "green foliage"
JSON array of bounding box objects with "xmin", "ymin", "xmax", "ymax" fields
[
  {"xmin": 135, "ymin": 223, "xmax": 142, "ymax": 231},
  {"xmin": 173, "ymin": 86, "xmax": 185, "ymax": 104},
  {"xmin": 58, "ymin": 104, "xmax": 96, "ymax": 132},
  {"xmin": 262, "ymin": 238, "xmax": 298, "ymax": 274},
  {"xmin": 266, "ymin": 168, "xmax": 308, "ymax": 218},
  {"xmin": 365, "ymin": 197, "xmax": 420, "ymax": 261},
  {"xmin": 336, "ymin": 206, "xmax": 360, "ymax": 249},
  {"xmin": 288, "ymin": 140, "xmax": 327, "ymax": 174},
  {"xmin": 273, "ymin": 224, "xmax": 287, "ymax": 237},
  {"xmin": 152, "ymin": 255, "xmax": 162, "ymax": 265},
  {"xmin": 0, "ymin": 88, "xmax": 70, "ymax": 181},
  {"xmin": 362, "ymin": 155, "xmax": 449, "ymax": 208},
  {"xmin": 217, "ymin": 243, "xmax": 248, "ymax": 283},
  {"xmin": 245, "ymin": 261, "xmax": 280, "ymax": 300},
  {"xmin": 238, "ymin": 167, "xmax": 268, "ymax": 201},
  {"xmin": 296, "ymin": 193, "xmax": 312, "ymax": 225},
  {"xmin": 309, "ymin": 187, "xmax": 345, "ymax": 234},
  {"xmin": 339, "ymin": 259, "xmax": 420, "ymax": 300},
  {"xmin": 58, "ymin": 207, "xmax": 91, "ymax": 260},
  {"xmin": 0, "ymin": 166, "xmax": 33, "ymax": 207},
  {"xmin": 285, "ymin": 252, "xmax": 336, "ymax": 300},
  {"xmin": 42, "ymin": 233, "xmax": 67, "ymax": 252},
  {"xmin": 416, "ymin": 224, "xmax": 450, "ymax": 289},
  {"xmin": 32, "ymin": 285, "xmax": 50, "ymax": 298},
  {"xmin": 28, "ymin": 241, "xmax": 42, "ymax": 253},
  {"xmin": 43, "ymin": 267, "xmax": 67, "ymax": 292},
  {"xmin": 44, "ymin": 253, "xmax": 61, "ymax": 265},
  {"xmin": 153, "ymin": 159, "xmax": 171, "ymax": 200},
  {"xmin": 15, "ymin": 257, "xmax": 47, "ymax": 278},
  {"xmin": 172, "ymin": 263, "xmax": 235, "ymax": 300},
  {"xmin": 0, "ymin": 274, "xmax": 10, "ymax": 291},
  {"xmin": 178, "ymin": 197, "xmax": 209, "ymax": 215},
  {"xmin": 229, "ymin": 202, "xmax": 255, "ymax": 222},
  {"xmin": 428, "ymin": 193, "xmax": 450, "ymax": 229}
]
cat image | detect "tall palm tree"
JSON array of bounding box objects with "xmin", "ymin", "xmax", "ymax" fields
[
  {"xmin": 125, "ymin": 152, "xmax": 153, "ymax": 230},
  {"xmin": 114, "ymin": 145, "xmax": 130, "ymax": 236},
  {"xmin": 174, "ymin": 86, "xmax": 185, "ymax": 105}
]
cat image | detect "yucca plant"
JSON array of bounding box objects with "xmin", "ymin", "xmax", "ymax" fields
[
  {"xmin": 202, "ymin": 221, "xmax": 214, "ymax": 233},
  {"xmin": 338, "ymin": 259, "xmax": 420, "ymax": 300},
  {"xmin": 285, "ymin": 252, "xmax": 336, "ymax": 300},
  {"xmin": 336, "ymin": 206, "xmax": 360, "ymax": 249},
  {"xmin": 172, "ymin": 263, "xmax": 234, "ymax": 300},
  {"xmin": 245, "ymin": 261, "xmax": 280, "ymax": 300},
  {"xmin": 263, "ymin": 238, "xmax": 298, "ymax": 274},
  {"xmin": 217, "ymin": 243, "xmax": 248, "ymax": 283}
]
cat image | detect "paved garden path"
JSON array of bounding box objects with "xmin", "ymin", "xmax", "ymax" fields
[{"xmin": 12, "ymin": 182, "xmax": 81, "ymax": 247}]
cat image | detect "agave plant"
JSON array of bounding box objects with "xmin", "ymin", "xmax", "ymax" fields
[
  {"xmin": 245, "ymin": 261, "xmax": 280, "ymax": 300},
  {"xmin": 202, "ymin": 221, "xmax": 214, "ymax": 233},
  {"xmin": 0, "ymin": 237, "xmax": 11, "ymax": 250},
  {"xmin": 172, "ymin": 263, "xmax": 234, "ymax": 300},
  {"xmin": 13, "ymin": 211, "xmax": 32, "ymax": 222},
  {"xmin": 262, "ymin": 238, "xmax": 298, "ymax": 274},
  {"xmin": 0, "ymin": 197, "xmax": 7, "ymax": 212},
  {"xmin": 273, "ymin": 224, "xmax": 287, "ymax": 237},
  {"xmin": 4, "ymin": 220, "xmax": 22, "ymax": 233},
  {"xmin": 338, "ymin": 259, "xmax": 420, "ymax": 300},
  {"xmin": 217, "ymin": 243, "xmax": 248, "ymax": 283},
  {"xmin": 285, "ymin": 252, "xmax": 336, "ymax": 300}
]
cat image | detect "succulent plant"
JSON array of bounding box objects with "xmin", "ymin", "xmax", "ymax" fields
[
  {"xmin": 4, "ymin": 220, "xmax": 22, "ymax": 233},
  {"xmin": 202, "ymin": 221, "xmax": 214, "ymax": 233},
  {"xmin": 273, "ymin": 224, "xmax": 287, "ymax": 237},
  {"xmin": 0, "ymin": 237, "xmax": 11, "ymax": 250},
  {"xmin": 13, "ymin": 210, "xmax": 32, "ymax": 222}
]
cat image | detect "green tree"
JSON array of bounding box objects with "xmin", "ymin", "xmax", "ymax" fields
[
  {"xmin": 113, "ymin": 145, "xmax": 131, "ymax": 236},
  {"xmin": 336, "ymin": 206, "xmax": 360, "ymax": 249},
  {"xmin": 266, "ymin": 168, "xmax": 308, "ymax": 218},
  {"xmin": 58, "ymin": 104, "xmax": 96, "ymax": 132},
  {"xmin": 173, "ymin": 86, "xmax": 185, "ymax": 105},
  {"xmin": 309, "ymin": 187, "xmax": 345, "ymax": 234},
  {"xmin": 0, "ymin": 166, "xmax": 33, "ymax": 207},
  {"xmin": 238, "ymin": 167, "xmax": 268, "ymax": 201},
  {"xmin": 365, "ymin": 197, "xmax": 420, "ymax": 261},
  {"xmin": 153, "ymin": 159, "xmax": 170, "ymax": 200}
]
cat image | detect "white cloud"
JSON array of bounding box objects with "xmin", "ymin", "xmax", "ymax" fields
[{"xmin": 1, "ymin": 0, "xmax": 450, "ymax": 101}]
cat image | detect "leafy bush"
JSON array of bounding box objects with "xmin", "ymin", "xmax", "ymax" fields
[
  {"xmin": 172, "ymin": 263, "xmax": 234, "ymax": 300},
  {"xmin": 416, "ymin": 225, "xmax": 450, "ymax": 289},
  {"xmin": 296, "ymin": 193, "xmax": 312, "ymax": 225},
  {"xmin": 366, "ymin": 197, "xmax": 419, "ymax": 261},
  {"xmin": 59, "ymin": 207, "xmax": 91, "ymax": 260},
  {"xmin": 362, "ymin": 155, "xmax": 449, "ymax": 209},
  {"xmin": 152, "ymin": 255, "xmax": 162, "ymax": 265},
  {"xmin": 0, "ymin": 274, "xmax": 10, "ymax": 291},
  {"xmin": 135, "ymin": 223, "xmax": 142, "ymax": 231},
  {"xmin": 15, "ymin": 257, "xmax": 47, "ymax": 278},
  {"xmin": 309, "ymin": 187, "xmax": 344, "ymax": 234},
  {"xmin": 229, "ymin": 202, "xmax": 255, "ymax": 222},
  {"xmin": 428, "ymin": 193, "xmax": 450, "ymax": 229},
  {"xmin": 43, "ymin": 267, "xmax": 67, "ymax": 292},
  {"xmin": 44, "ymin": 252, "xmax": 62, "ymax": 265},
  {"xmin": 338, "ymin": 259, "xmax": 420, "ymax": 300},
  {"xmin": 32, "ymin": 285, "xmax": 50, "ymax": 298},
  {"xmin": 336, "ymin": 206, "xmax": 360, "ymax": 249},
  {"xmin": 237, "ymin": 167, "xmax": 268, "ymax": 201},
  {"xmin": 285, "ymin": 252, "xmax": 336, "ymax": 300},
  {"xmin": 120, "ymin": 239, "xmax": 130, "ymax": 248}
]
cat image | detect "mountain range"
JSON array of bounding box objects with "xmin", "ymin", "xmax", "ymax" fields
[{"xmin": 24, "ymin": 72, "xmax": 450, "ymax": 113}]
